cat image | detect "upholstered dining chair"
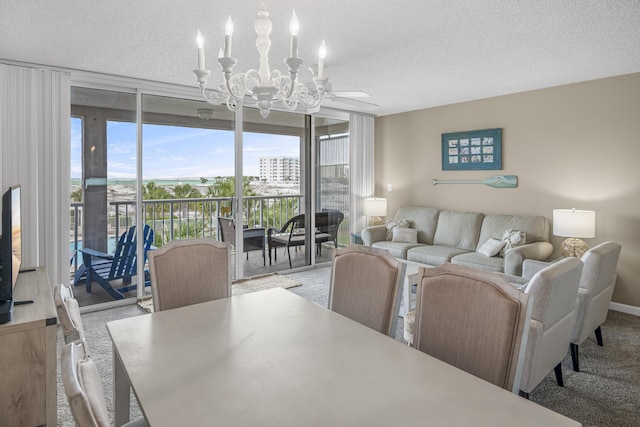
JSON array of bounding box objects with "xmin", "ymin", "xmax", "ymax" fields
[
  {"xmin": 517, "ymin": 257, "xmax": 583, "ymax": 398},
  {"xmin": 412, "ymin": 263, "xmax": 532, "ymax": 393},
  {"xmin": 148, "ymin": 238, "xmax": 231, "ymax": 312},
  {"xmin": 328, "ymin": 245, "xmax": 406, "ymax": 336},
  {"xmin": 569, "ymin": 241, "xmax": 622, "ymax": 372},
  {"xmin": 54, "ymin": 283, "xmax": 87, "ymax": 349},
  {"xmin": 61, "ymin": 342, "xmax": 148, "ymax": 427}
]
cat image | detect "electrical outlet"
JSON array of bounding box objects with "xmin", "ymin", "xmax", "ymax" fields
[{"xmin": 387, "ymin": 184, "xmax": 393, "ymax": 192}]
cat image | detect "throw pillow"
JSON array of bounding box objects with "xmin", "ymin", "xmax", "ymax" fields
[
  {"xmin": 500, "ymin": 229, "xmax": 527, "ymax": 257},
  {"xmin": 478, "ymin": 237, "xmax": 506, "ymax": 257},
  {"xmin": 392, "ymin": 227, "xmax": 418, "ymax": 243},
  {"xmin": 386, "ymin": 219, "xmax": 411, "ymax": 240}
]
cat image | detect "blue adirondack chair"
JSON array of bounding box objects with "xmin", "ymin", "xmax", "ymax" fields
[{"xmin": 73, "ymin": 224, "xmax": 154, "ymax": 300}]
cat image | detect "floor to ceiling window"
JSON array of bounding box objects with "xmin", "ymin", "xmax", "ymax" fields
[{"xmin": 70, "ymin": 80, "xmax": 351, "ymax": 306}]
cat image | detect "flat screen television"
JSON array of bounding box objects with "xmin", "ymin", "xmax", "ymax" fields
[{"xmin": 0, "ymin": 185, "xmax": 21, "ymax": 323}]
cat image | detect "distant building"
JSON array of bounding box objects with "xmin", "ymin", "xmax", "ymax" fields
[{"xmin": 259, "ymin": 156, "xmax": 300, "ymax": 183}]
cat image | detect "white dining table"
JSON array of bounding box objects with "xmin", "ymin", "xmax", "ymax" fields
[{"xmin": 107, "ymin": 287, "xmax": 581, "ymax": 427}]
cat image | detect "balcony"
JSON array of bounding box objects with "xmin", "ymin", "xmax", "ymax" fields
[{"xmin": 69, "ymin": 194, "xmax": 349, "ymax": 305}]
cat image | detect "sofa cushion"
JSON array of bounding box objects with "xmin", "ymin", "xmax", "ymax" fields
[
  {"xmin": 432, "ymin": 210, "xmax": 484, "ymax": 251},
  {"xmin": 452, "ymin": 252, "xmax": 507, "ymax": 273},
  {"xmin": 392, "ymin": 227, "xmax": 418, "ymax": 243},
  {"xmin": 372, "ymin": 241, "xmax": 425, "ymax": 259},
  {"xmin": 393, "ymin": 206, "xmax": 440, "ymax": 244},
  {"xmin": 500, "ymin": 229, "xmax": 527, "ymax": 256},
  {"xmin": 476, "ymin": 214, "xmax": 549, "ymax": 250},
  {"xmin": 407, "ymin": 245, "xmax": 470, "ymax": 266},
  {"xmin": 478, "ymin": 238, "xmax": 506, "ymax": 257},
  {"xmin": 385, "ymin": 218, "xmax": 411, "ymax": 240}
]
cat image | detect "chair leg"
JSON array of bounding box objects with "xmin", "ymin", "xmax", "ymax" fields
[
  {"xmin": 595, "ymin": 326, "xmax": 603, "ymax": 346},
  {"xmin": 519, "ymin": 390, "xmax": 529, "ymax": 399},
  {"xmin": 287, "ymin": 247, "xmax": 292, "ymax": 269},
  {"xmin": 94, "ymin": 275, "xmax": 125, "ymax": 300},
  {"xmin": 570, "ymin": 343, "xmax": 580, "ymax": 372},
  {"xmin": 73, "ymin": 264, "xmax": 87, "ymax": 285},
  {"xmin": 554, "ymin": 362, "xmax": 564, "ymax": 387}
]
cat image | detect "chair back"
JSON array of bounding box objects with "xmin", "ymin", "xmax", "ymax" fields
[
  {"xmin": 54, "ymin": 283, "xmax": 87, "ymax": 348},
  {"xmin": 413, "ymin": 263, "xmax": 531, "ymax": 393},
  {"xmin": 315, "ymin": 210, "xmax": 345, "ymax": 246},
  {"xmin": 217, "ymin": 217, "xmax": 236, "ymax": 245},
  {"xmin": 284, "ymin": 214, "xmax": 306, "ymax": 237},
  {"xmin": 519, "ymin": 257, "xmax": 582, "ymax": 393},
  {"xmin": 268, "ymin": 214, "xmax": 306, "ymax": 246},
  {"xmin": 149, "ymin": 238, "xmax": 231, "ymax": 311},
  {"xmin": 61, "ymin": 342, "xmax": 111, "ymax": 427},
  {"xmin": 329, "ymin": 245, "xmax": 406, "ymax": 336},
  {"xmin": 572, "ymin": 241, "xmax": 621, "ymax": 344},
  {"xmin": 109, "ymin": 224, "xmax": 154, "ymax": 280}
]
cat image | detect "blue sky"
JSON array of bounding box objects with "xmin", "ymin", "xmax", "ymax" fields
[{"xmin": 70, "ymin": 118, "xmax": 299, "ymax": 179}]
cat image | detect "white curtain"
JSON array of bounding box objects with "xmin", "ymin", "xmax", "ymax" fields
[
  {"xmin": 349, "ymin": 113, "xmax": 375, "ymax": 235},
  {"xmin": 0, "ymin": 64, "xmax": 71, "ymax": 289}
]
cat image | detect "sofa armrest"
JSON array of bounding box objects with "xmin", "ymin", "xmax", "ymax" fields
[
  {"xmin": 521, "ymin": 259, "xmax": 551, "ymax": 279},
  {"xmin": 503, "ymin": 241, "xmax": 554, "ymax": 276},
  {"xmin": 361, "ymin": 225, "xmax": 387, "ymax": 246}
]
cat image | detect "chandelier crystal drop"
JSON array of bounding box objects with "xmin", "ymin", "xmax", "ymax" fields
[{"xmin": 193, "ymin": 3, "xmax": 329, "ymax": 118}]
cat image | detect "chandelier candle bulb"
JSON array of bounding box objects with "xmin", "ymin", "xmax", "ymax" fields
[
  {"xmin": 318, "ymin": 40, "xmax": 327, "ymax": 78},
  {"xmin": 224, "ymin": 16, "xmax": 233, "ymax": 57},
  {"xmin": 196, "ymin": 30, "xmax": 205, "ymax": 71},
  {"xmin": 290, "ymin": 10, "xmax": 299, "ymax": 58}
]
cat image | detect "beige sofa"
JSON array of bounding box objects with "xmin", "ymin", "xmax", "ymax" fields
[{"xmin": 361, "ymin": 206, "xmax": 553, "ymax": 276}]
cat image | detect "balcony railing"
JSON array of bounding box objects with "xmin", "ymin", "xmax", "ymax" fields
[{"xmin": 71, "ymin": 194, "xmax": 356, "ymax": 275}]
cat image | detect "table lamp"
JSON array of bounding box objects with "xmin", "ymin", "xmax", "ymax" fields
[
  {"xmin": 364, "ymin": 197, "xmax": 387, "ymax": 226},
  {"xmin": 552, "ymin": 208, "xmax": 596, "ymax": 258}
]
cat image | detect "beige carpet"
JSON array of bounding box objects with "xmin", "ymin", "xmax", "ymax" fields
[{"xmin": 137, "ymin": 272, "xmax": 302, "ymax": 313}]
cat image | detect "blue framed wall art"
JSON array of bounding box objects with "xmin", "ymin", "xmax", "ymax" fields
[{"xmin": 441, "ymin": 128, "xmax": 502, "ymax": 171}]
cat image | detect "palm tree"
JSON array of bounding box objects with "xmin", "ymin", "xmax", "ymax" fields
[
  {"xmin": 173, "ymin": 183, "xmax": 201, "ymax": 199},
  {"xmin": 70, "ymin": 188, "xmax": 82, "ymax": 202},
  {"xmin": 203, "ymin": 176, "xmax": 257, "ymax": 220}
]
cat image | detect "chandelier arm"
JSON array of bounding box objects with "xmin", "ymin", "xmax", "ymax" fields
[
  {"xmin": 278, "ymin": 74, "xmax": 296, "ymax": 101},
  {"xmin": 226, "ymin": 73, "xmax": 250, "ymax": 101},
  {"xmin": 244, "ymin": 69, "xmax": 262, "ymax": 92},
  {"xmin": 200, "ymin": 86, "xmax": 227, "ymax": 106}
]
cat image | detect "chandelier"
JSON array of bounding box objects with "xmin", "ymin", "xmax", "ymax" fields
[{"xmin": 193, "ymin": 3, "xmax": 329, "ymax": 118}]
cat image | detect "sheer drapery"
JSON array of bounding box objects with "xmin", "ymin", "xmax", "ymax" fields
[
  {"xmin": 349, "ymin": 113, "xmax": 375, "ymax": 235},
  {"xmin": 0, "ymin": 64, "xmax": 71, "ymax": 288}
]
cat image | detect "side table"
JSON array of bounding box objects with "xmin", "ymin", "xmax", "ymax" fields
[{"xmin": 350, "ymin": 232, "xmax": 363, "ymax": 245}]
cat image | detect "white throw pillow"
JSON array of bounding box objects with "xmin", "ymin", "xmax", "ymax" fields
[
  {"xmin": 386, "ymin": 219, "xmax": 411, "ymax": 240},
  {"xmin": 478, "ymin": 237, "xmax": 506, "ymax": 257},
  {"xmin": 392, "ymin": 227, "xmax": 418, "ymax": 243},
  {"xmin": 500, "ymin": 229, "xmax": 527, "ymax": 257}
]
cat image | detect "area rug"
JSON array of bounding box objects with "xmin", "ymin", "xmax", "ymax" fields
[{"xmin": 137, "ymin": 272, "xmax": 302, "ymax": 313}]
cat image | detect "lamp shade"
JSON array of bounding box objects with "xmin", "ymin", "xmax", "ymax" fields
[
  {"xmin": 553, "ymin": 209, "xmax": 596, "ymax": 238},
  {"xmin": 364, "ymin": 197, "xmax": 387, "ymax": 217}
]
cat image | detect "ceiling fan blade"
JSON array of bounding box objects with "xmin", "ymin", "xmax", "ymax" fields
[
  {"xmin": 327, "ymin": 96, "xmax": 379, "ymax": 110},
  {"xmin": 329, "ymin": 91, "xmax": 371, "ymax": 98}
]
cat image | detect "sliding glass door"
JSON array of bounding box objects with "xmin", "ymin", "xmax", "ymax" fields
[
  {"xmin": 71, "ymin": 81, "xmax": 352, "ymax": 307},
  {"xmin": 70, "ymin": 87, "xmax": 138, "ymax": 306},
  {"xmin": 242, "ymin": 108, "xmax": 310, "ymax": 274}
]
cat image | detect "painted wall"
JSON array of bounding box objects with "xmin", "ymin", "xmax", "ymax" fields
[{"xmin": 375, "ymin": 73, "xmax": 640, "ymax": 308}]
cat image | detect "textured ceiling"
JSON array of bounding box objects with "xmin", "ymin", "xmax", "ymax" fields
[{"xmin": 1, "ymin": 0, "xmax": 639, "ymax": 116}]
